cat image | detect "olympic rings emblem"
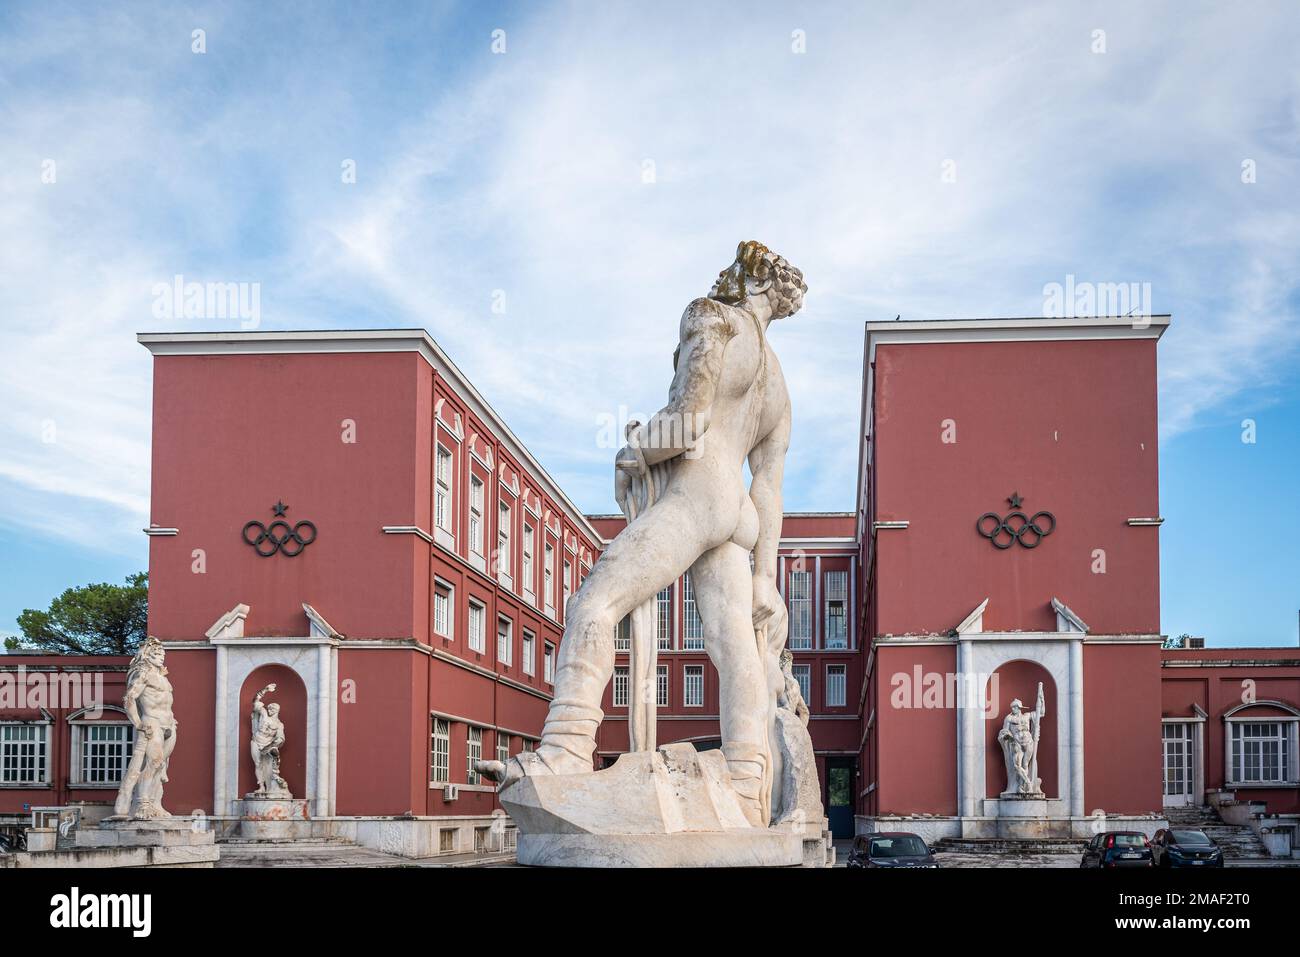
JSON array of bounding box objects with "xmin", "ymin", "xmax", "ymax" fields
[
  {"xmin": 977, "ymin": 495, "xmax": 1055, "ymax": 550},
  {"xmin": 242, "ymin": 502, "xmax": 317, "ymax": 557}
]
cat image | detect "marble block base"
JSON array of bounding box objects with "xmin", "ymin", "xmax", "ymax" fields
[
  {"xmin": 501, "ymin": 743, "xmax": 803, "ymax": 867},
  {"xmin": 517, "ymin": 829, "xmax": 803, "ymax": 867},
  {"xmin": 0, "ymin": 817, "xmax": 221, "ymax": 868},
  {"xmin": 239, "ymin": 797, "xmax": 310, "ymax": 840}
]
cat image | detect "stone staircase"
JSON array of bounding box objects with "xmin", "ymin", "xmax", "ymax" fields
[{"xmin": 1164, "ymin": 805, "xmax": 1269, "ymax": 859}]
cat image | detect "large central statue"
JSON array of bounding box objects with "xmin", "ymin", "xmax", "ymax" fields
[{"xmin": 490, "ymin": 242, "xmax": 817, "ymax": 852}]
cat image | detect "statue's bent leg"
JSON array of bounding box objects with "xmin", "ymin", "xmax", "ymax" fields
[
  {"xmin": 535, "ymin": 493, "xmax": 711, "ymax": 777},
  {"xmin": 691, "ymin": 541, "xmax": 769, "ymax": 827}
]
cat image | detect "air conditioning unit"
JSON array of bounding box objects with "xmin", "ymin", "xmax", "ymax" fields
[{"xmin": 443, "ymin": 784, "xmax": 460, "ymax": 801}]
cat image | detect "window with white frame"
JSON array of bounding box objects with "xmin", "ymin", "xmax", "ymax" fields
[
  {"xmin": 824, "ymin": 570, "xmax": 848, "ymax": 649},
  {"xmin": 1229, "ymin": 720, "xmax": 1297, "ymax": 785},
  {"xmin": 522, "ymin": 630, "xmax": 535, "ymax": 676},
  {"xmin": 0, "ymin": 723, "xmax": 48, "ymax": 785},
  {"xmin": 72, "ymin": 722, "xmax": 134, "ymax": 785},
  {"xmin": 656, "ymin": 664, "xmax": 669, "ymax": 707},
  {"xmin": 615, "ymin": 615, "xmax": 631, "ymax": 652},
  {"xmin": 497, "ymin": 617, "xmax": 512, "ymax": 666},
  {"xmin": 433, "ymin": 580, "xmax": 453, "ymax": 638},
  {"xmin": 613, "ymin": 666, "xmax": 630, "ymax": 707},
  {"xmin": 563, "ymin": 559, "xmax": 573, "ymax": 612},
  {"xmin": 522, "ymin": 524, "xmax": 535, "ymax": 597},
  {"xmin": 521, "ymin": 738, "xmax": 534, "ymax": 753},
  {"xmin": 684, "ymin": 665, "xmax": 704, "ymax": 707},
  {"xmin": 497, "ymin": 501, "xmax": 511, "ymax": 576},
  {"xmin": 496, "ymin": 731, "xmax": 510, "ymax": 763},
  {"xmin": 825, "ymin": 664, "xmax": 847, "ymax": 707},
  {"xmin": 544, "ymin": 542, "xmax": 555, "ymax": 610},
  {"xmin": 430, "ymin": 717, "xmax": 450, "ymax": 784},
  {"xmin": 543, "ymin": 643, "xmax": 555, "ymax": 683},
  {"xmin": 468, "ymin": 601, "xmax": 486, "ymax": 654},
  {"xmin": 435, "ymin": 444, "xmax": 453, "ymax": 532},
  {"xmin": 788, "ymin": 571, "xmax": 812, "ymax": 649},
  {"xmin": 467, "ymin": 727, "xmax": 483, "ymax": 785},
  {"xmin": 683, "ymin": 573, "xmax": 704, "ymax": 650},
  {"xmin": 792, "ymin": 664, "xmax": 811, "ymax": 705},
  {"xmin": 657, "ymin": 585, "xmax": 674, "ymax": 650},
  {"xmin": 469, "ymin": 475, "xmax": 485, "ymax": 556}
]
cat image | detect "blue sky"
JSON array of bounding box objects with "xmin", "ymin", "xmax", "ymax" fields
[{"xmin": 0, "ymin": 1, "xmax": 1297, "ymax": 647}]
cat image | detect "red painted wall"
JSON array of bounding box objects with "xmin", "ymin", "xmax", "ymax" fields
[
  {"xmin": 873, "ymin": 644, "xmax": 959, "ymax": 815},
  {"xmin": 871, "ymin": 338, "xmax": 1161, "ymax": 636},
  {"xmin": 1162, "ymin": 648, "xmax": 1300, "ymax": 814},
  {"xmin": 147, "ymin": 352, "xmax": 425, "ymax": 641},
  {"xmin": 1084, "ymin": 642, "xmax": 1164, "ymax": 814}
]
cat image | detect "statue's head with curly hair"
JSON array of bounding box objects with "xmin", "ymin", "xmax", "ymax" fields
[{"xmin": 709, "ymin": 240, "xmax": 807, "ymax": 319}]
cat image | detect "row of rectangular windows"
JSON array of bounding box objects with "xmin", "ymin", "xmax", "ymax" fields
[
  {"xmin": 430, "ymin": 717, "xmax": 536, "ymax": 786},
  {"xmin": 611, "ymin": 662, "xmax": 848, "ymax": 709},
  {"xmin": 432, "ymin": 581, "xmax": 556, "ymax": 681},
  {"xmin": 613, "ymin": 570, "xmax": 852, "ymax": 652},
  {"xmin": 435, "ymin": 443, "xmax": 584, "ymax": 620},
  {"xmin": 0, "ymin": 723, "xmax": 133, "ymax": 787}
]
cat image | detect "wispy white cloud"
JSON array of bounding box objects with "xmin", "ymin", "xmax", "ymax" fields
[{"xmin": 1, "ymin": 0, "xmax": 1298, "ymax": 560}]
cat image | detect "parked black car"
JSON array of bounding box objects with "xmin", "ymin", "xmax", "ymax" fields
[
  {"xmin": 1080, "ymin": 831, "xmax": 1154, "ymax": 868},
  {"xmin": 1150, "ymin": 828, "xmax": 1224, "ymax": 867},
  {"xmin": 847, "ymin": 832, "xmax": 939, "ymax": 868}
]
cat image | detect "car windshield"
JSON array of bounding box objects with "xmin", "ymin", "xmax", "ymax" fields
[
  {"xmin": 1171, "ymin": 830, "xmax": 1211, "ymax": 845},
  {"xmin": 1112, "ymin": 834, "xmax": 1146, "ymax": 847},
  {"xmin": 870, "ymin": 836, "xmax": 929, "ymax": 858}
]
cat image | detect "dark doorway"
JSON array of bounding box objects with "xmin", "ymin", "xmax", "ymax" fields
[{"xmin": 825, "ymin": 757, "xmax": 855, "ymax": 838}]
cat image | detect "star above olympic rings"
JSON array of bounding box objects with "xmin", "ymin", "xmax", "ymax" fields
[
  {"xmin": 1007, "ymin": 492, "xmax": 1023, "ymax": 508},
  {"xmin": 272, "ymin": 500, "xmax": 288, "ymax": 516}
]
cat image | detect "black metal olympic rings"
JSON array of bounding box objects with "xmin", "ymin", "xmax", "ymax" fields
[
  {"xmin": 242, "ymin": 502, "xmax": 317, "ymax": 557},
  {"xmin": 976, "ymin": 508, "xmax": 1055, "ymax": 550}
]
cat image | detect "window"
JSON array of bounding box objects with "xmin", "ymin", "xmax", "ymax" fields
[
  {"xmin": 543, "ymin": 643, "xmax": 555, "ymax": 683},
  {"xmin": 523, "ymin": 524, "xmax": 535, "ymax": 596},
  {"xmin": 469, "ymin": 475, "xmax": 485, "ymax": 555},
  {"xmin": 468, "ymin": 601, "xmax": 486, "ymax": 654},
  {"xmin": 0, "ymin": 723, "xmax": 48, "ymax": 785},
  {"xmin": 788, "ymin": 571, "xmax": 812, "ymax": 649},
  {"xmin": 563, "ymin": 560, "xmax": 573, "ymax": 612},
  {"xmin": 1230, "ymin": 721, "xmax": 1296, "ymax": 784},
  {"xmin": 683, "ymin": 573, "xmax": 704, "ymax": 650},
  {"xmin": 544, "ymin": 542, "xmax": 555, "ymax": 610},
  {"xmin": 656, "ymin": 664, "xmax": 669, "ymax": 707},
  {"xmin": 684, "ymin": 665, "xmax": 704, "ymax": 707},
  {"xmin": 613, "ymin": 666, "xmax": 630, "ymax": 707},
  {"xmin": 824, "ymin": 570, "xmax": 848, "ymax": 649},
  {"xmin": 522, "ymin": 630, "xmax": 535, "ymax": 676},
  {"xmin": 825, "ymin": 664, "xmax": 847, "ymax": 708},
  {"xmin": 467, "ymin": 727, "xmax": 483, "ymax": 785},
  {"xmin": 521, "ymin": 738, "xmax": 534, "ymax": 753},
  {"xmin": 435, "ymin": 445, "xmax": 453, "ymax": 532},
  {"xmin": 792, "ymin": 664, "xmax": 811, "ymax": 705},
  {"xmin": 497, "ymin": 617, "xmax": 512, "ymax": 666},
  {"xmin": 440, "ymin": 828, "xmax": 456, "ymax": 853},
  {"xmin": 73, "ymin": 723, "xmax": 133, "ymax": 785},
  {"xmin": 497, "ymin": 502, "xmax": 511, "ymax": 576},
  {"xmin": 615, "ymin": 615, "xmax": 631, "ymax": 652},
  {"xmin": 657, "ymin": 585, "xmax": 674, "ymax": 650},
  {"xmin": 496, "ymin": 732, "xmax": 510, "ymax": 764},
  {"xmin": 430, "ymin": 718, "xmax": 450, "ymax": 784},
  {"xmin": 433, "ymin": 580, "xmax": 452, "ymax": 638}
]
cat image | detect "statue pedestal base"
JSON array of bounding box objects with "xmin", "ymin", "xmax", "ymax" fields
[
  {"xmin": 0, "ymin": 818, "xmax": 221, "ymax": 868},
  {"xmin": 501, "ymin": 743, "xmax": 807, "ymax": 867},
  {"xmin": 989, "ymin": 796, "xmax": 1054, "ymax": 839},
  {"xmin": 239, "ymin": 797, "xmax": 310, "ymax": 840}
]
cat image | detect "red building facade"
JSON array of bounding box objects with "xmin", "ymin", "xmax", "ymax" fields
[{"xmin": 3, "ymin": 318, "xmax": 1298, "ymax": 857}]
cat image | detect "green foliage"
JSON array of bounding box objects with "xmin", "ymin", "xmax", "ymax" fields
[{"xmin": 15, "ymin": 573, "xmax": 148, "ymax": 656}]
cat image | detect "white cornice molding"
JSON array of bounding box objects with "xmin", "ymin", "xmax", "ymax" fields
[
  {"xmin": 143, "ymin": 526, "xmax": 179, "ymax": 536},
  {"xmin": 204, "ymin": 603, "xmax": 249, "ymax": 641},
  {"xmin": 137, "ymin": 329, "xmax": 603, "ymax": 547}
]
